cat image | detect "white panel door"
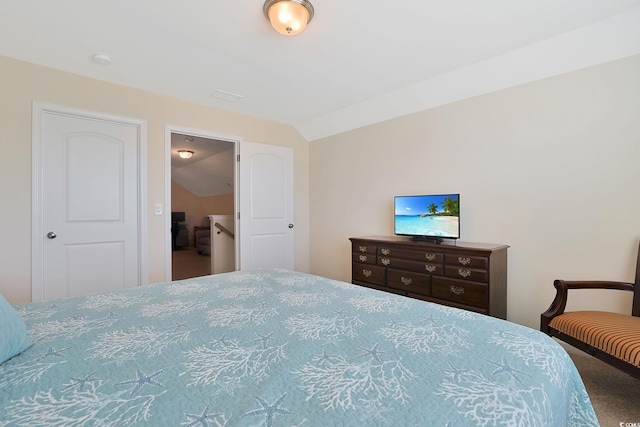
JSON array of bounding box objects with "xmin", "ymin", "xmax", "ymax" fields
[
  {"xmin": 35, "ymin": 109, "xmax": 141, "ymax": 300},
  {"xmin": 239, "ymin": 141, "xmax": 294, "ymax": 270}
]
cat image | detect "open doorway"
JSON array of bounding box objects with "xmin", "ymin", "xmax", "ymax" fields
[{"xmin": 169, "ymin": 132, "xmax": 235, "ymax": 280}]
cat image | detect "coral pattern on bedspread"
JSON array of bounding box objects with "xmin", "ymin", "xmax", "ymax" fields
[{"xmin": 0, "ymin": 269, "xmax": 598, "ymax": 426}]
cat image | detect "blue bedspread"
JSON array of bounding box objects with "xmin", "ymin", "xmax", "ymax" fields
[{"xmin": 1, "ymin": 269, "xmax": 598, "ymax": 426}]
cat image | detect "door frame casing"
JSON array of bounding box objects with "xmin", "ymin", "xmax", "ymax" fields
[
  {"xmin": 164, "ymin": 125, "xmax": 240, "ymax": 281},
  {"xmin": 31, "ymin": 102, "xmax": 148, "ymax": 301}
]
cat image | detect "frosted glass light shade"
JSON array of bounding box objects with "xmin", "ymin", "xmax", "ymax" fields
[
  {"xmin": 178, "ymin": 150, "xmax": 194, "ymax": 159},
  {"xmin": 264, "ymin": 0, "xmax": 314, "ymax": 36}
]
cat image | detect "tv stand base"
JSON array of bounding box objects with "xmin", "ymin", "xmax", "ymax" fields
[{"xmin": 411, "ymin": 236, "xmax": 443, "ymax": 244}]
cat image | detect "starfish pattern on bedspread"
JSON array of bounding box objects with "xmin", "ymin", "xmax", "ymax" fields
[
  {"xmin": 183, "ymin": 404, "xmax": 223, "ymax": 427},
  {"xmin": 2, "ymin": 268, "xmax": 599, "ymax": 427},
  {"xmin": 63, "ymin": 371, "xmax": 101, "ymax": 392},
  {"xmin": 117, "ymin": 368, "xmax": 165, "ymax": 397},
  {"xmin": 242, "ymin": 393, "xmax": 294, "ymax": 427}
]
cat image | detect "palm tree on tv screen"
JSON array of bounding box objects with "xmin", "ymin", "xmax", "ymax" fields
[
  {"xmin": 442, "ymin": 197, "xmax": 459, "ymax": 216},
  {"xmin": 428, "ymin": 203, "xmax": 438, "ymax": 215}
]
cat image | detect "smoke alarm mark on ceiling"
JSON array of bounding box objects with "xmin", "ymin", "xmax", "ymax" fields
[{"xmin": 92, "ymin": 52, "xmax": 113, "ymax": 65}]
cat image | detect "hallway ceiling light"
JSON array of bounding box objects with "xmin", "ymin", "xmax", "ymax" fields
[
  {"xmin": 263, "ymin": 0, "xmax": 314, "ymax": 36},
  {"xmin": 178, "ymin": 150, "xmax": 194, "ymax": 159}
]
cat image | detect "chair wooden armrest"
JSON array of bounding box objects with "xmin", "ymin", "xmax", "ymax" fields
[{"xmin": 540, "ymin": 279, "xmax": 635, "ymax": 333}]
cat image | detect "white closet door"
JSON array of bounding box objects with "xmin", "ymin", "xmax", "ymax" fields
[
  {"xmin": 239, "ymin": 141, "xmax": 294, "ymax": 271},
  {"xmin": 33, "ymin": 106, "xmax": 144, "ymax": 301}
]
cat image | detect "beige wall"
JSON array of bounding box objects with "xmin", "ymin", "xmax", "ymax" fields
[
  {"xmin": 199, "ymin": 194, "xmax": 234, "ymax": 217},
  {"xmin": 0, "ymin": 55, "xmax": 310, "ymax": 304},
  {"xmin": 171, "ymin": 181, "xmax": 234, "ymax": 244},
  {"xmin": 171, "ymin": 181, "xmax": 204, "ymax": 234},
  {"xmin": 3, "ymin": 52, "xmax": 639, "ymax": 330},
  {"xmin": 309, "ymin": 54, "xmax": 640, "ymax": 329}
]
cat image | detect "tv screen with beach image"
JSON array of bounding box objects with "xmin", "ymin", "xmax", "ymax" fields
[{"xmin": 394, "ymin": 194, "xmax": 460, "ymax": 238}]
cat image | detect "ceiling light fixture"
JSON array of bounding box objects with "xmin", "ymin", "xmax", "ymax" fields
[
  {"xmin": 263, "ymin": 0, "xmax": 314, "ymax": 36},
  {"xmin": 178, "ymin": 150, "xmax": 194, "ymax": 159}
]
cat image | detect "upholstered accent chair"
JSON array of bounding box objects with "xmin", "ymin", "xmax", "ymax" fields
[
  {"xmin": 195, "ymin": 229, "xmax": 211, "ymax": 256},
  {"xmin": 540, "ymin": 242, "xmax": 640, "ymax": 378}
]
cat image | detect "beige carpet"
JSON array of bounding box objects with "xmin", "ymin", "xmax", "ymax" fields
[
  {"xmin": 559, "ymin": 340, "xmax": 640, "ymax": 427},
  {"xmin": 172, "ymin": 247, "xmax": 211, "ymax": 281}
]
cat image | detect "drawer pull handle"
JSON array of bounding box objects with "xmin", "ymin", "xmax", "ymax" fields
[
  {"xmin": 381, "ymin": 248, "xmax": 390, "ymax": 255},
  {"xmin": 458, "ymin": 269, "xmax": 471, "ymax": 278},
  {"xmin": 359, "ymin": 255, "xmax": 368, "ymax": 262},
  {"xmin": 381, "ymin": 258, "xmax": 390, "ymax": 266},
  {"xmin": 425, "ymin": 265, "xmax": 436, "ymax": 273},
  {"xmin": 362, "ymin": 269, "xmax": 372, "ymax": 277},
  {"xmin": 458, "ymin": 257, "xmax": 471, "ymax": 265},
  {"xmin": 450, "ymin": 285, "xmax": 465, "ymax": 295},
  {"xmin": 359, "ymin": 246, "xmax": 367, "ymax": 253},
  {"xmin": 425, "ymin": 253, "xmax": 436, "ymax": 261},
  {"xmin": 401, "ymin": 277, "xmax": 412, "ymax": 286}
]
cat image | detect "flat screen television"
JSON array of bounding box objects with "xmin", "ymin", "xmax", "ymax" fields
[
  {"xmin": 171, "ymin": 211, "xmax": 186, "ymax": 223},
  {"xmin": 394, "ymin": 194, "xmax": 460, "ymax": 243}
]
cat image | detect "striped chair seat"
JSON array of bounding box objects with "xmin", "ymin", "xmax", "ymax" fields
[{"xmin": 549, "ymin": 310, "xmax": 640, "ymax": 368}]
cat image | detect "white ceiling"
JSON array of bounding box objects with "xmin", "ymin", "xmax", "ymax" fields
[
  {"xmin": 2, "ymin": 1, "xmax": 640, "ymax": 141},
  {"xmin": 171, "ymin": 133, "xmax": 234, "ymax": 197}
]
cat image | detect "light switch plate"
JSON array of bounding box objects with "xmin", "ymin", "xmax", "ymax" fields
[{"xmin": 154, "ymin": 203, "xmax": 163, "ymax": 215}]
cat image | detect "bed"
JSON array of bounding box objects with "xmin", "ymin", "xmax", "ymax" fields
[{"xmin": 1, "ymin": 269, "xmax": 598, "ymax": 426}]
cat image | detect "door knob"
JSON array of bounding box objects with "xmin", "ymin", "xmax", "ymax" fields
[
  {"xmin": 288, "ymin": 224, "xmax": 294, "ymax": 229},
  {"xmin": 47, "ymin": 231, "xmax": 57, "ymax": 239}
]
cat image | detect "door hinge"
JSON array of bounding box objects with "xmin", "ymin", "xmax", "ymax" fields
[
  {"xmin": 237, "ymin": 212, "xmax": 240, "ymax": 220},
  {"xmin": 237, "ymin": 154, "xmax": 240, "ymax": 162}
]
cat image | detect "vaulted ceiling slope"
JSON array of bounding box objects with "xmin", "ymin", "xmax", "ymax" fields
[
  {"xmin": 2, "ymin": 1, "xmax": 640, "ymax": 141},
  {"xmin": 171, "ymin": 133, "xmax": 235, "ymax": 197}
]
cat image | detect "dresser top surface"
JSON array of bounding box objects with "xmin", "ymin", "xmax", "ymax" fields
[{"xmin": 350, "ymin": 236, "xmax": 509, "ymax": 252}]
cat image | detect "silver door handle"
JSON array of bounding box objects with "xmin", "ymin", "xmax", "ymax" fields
[
  {"xmin": 47, "ymin": 232, "xmax": 57, "ymax": 239},
  {"xmin": 288, "ymin": 224, "xmax": 294, "ymax": 229}
]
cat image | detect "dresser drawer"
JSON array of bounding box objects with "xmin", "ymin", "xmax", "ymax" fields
[
  {"xmin": 352, "ymin": 252, "xmax": 376, "ymax": 265},
  {"xmin": 378, "ymin": 247, "xmax": 443, "ymax": 263},
  {"xmin": 387, "ymin": 268, "xmax": 430, "ymax": 295},
  {"xmin": 352, "ymin": 263, "xmax": 386, "ymax": 286},
  {"xmin": 353, "ymin": 242, "xmax": 377, "ymax": 255},
  {"xmin": 378, "ymin": 256, "xmax": 443, "ymax": 275},
  {"xmin": 350, "ymin": 237, "xmax": 508, "ymax": 319},
  {"xmin": 445, "ymin": 254, "xmax": 488, "ymax": 269},
  {"xmin": 432, "ymin": 277, "xmax": 488, "ymax": 308},
  {"xmin": 444, "ymin": 265, "xmax": 488, "ymax": 282}
]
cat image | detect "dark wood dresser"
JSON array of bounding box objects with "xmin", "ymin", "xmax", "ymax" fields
[{"xmin": 350, "ymin": 236, "xmax": 509, "ymax": 319}]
